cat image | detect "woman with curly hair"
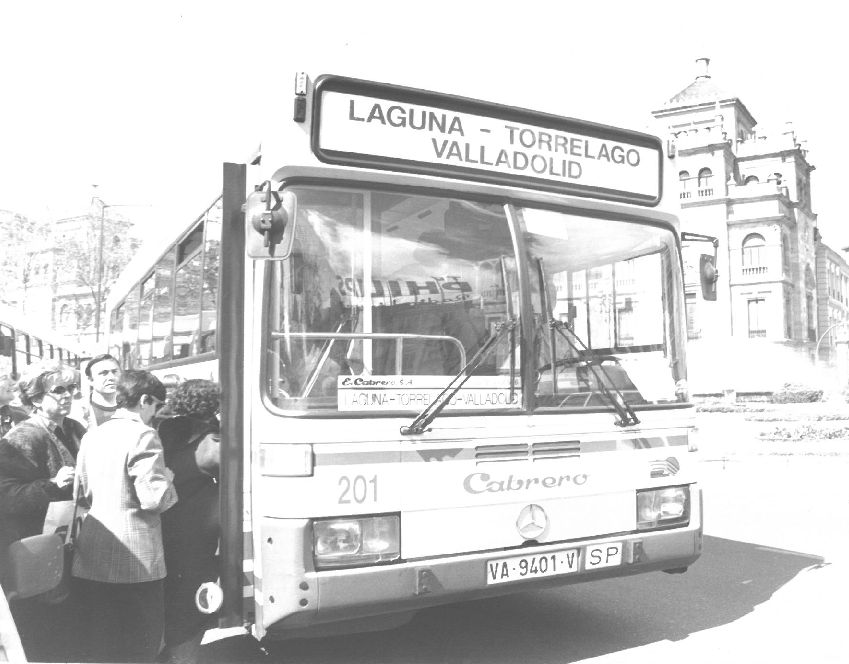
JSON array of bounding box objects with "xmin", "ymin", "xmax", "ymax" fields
[{"xmin": 157, "ymin": 379, "xmax": 221, "ymax": 664}]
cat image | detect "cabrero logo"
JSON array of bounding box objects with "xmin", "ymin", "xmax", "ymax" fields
[{"xmin": 463, "ymin": 471, "xmax": 589, "ymax": 494}]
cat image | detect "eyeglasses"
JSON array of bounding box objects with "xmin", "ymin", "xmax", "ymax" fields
[{"xmin": 48, "ymin": 384, "xmax": 78, "ymax": 396}]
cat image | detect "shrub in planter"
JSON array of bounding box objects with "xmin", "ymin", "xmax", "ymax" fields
[{"xmin": 770, "ymin": 383, "xmax": 823, "ymax": 404}]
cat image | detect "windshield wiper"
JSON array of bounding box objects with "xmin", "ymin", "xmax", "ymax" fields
[
  {"xmin": 400, "ymin": 318, "xmax": 518, "ymax": 436},
  {"xmin": 499, "ymin": 255, "xmax": 517, "ymax": 405},
  {"xmin": 535, "ymin": 257, "xmax": 639, "ymax": 428}
]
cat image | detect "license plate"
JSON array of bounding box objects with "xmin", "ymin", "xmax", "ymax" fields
[{"xmin": 485, "ymin": 542, "xmax": 623, "ymax": 585}]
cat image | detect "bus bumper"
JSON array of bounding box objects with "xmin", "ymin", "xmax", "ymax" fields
[{"xmin": 257, "ymin": 490, "xmax": 703, "ymax": 639}]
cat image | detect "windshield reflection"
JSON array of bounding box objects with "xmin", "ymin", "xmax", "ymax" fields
[{"xmin": 267, "ymin": 188, "xmax": 519, "ymax": 412}]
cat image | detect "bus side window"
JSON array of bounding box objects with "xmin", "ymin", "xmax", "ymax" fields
[
  {"xmin": 201, "ymin": 207, "xmax": 221, "ymax": 353},
  {"xmin": 16, "ymin": 333, "xmax": 30, "ymax": 365},
  {"xmin": 138, "ymin": 273, "xmax": 155, "ymax": 367},
  {"xmin": 0, "ymin": 325, "xmax": 13, "ymax": 357},
  {"xmin": 151, "ymin": 250, "xmax": 176, "ymax": 364},
  {"xmin": 109, "ymin": 305, "xmax": 124, "ymax": 362}
]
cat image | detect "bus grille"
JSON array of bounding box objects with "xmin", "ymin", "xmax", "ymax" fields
[
  {"xmin": 475, "ymin": 441, "xmax": 580, "ymax": 463},
  {"xmin": 532, "ymin": 440, "xmax": 581, "ymax": 460}
]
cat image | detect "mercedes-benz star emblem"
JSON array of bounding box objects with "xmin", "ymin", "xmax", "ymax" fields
[{"xmin": 516, "ymin": 504, "xmax": 548, "ymax": 540}]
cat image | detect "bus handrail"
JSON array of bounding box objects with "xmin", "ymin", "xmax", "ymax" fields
[{"xmin": 270, "ymin": 331, "xmax": 467, "ymax": 398}]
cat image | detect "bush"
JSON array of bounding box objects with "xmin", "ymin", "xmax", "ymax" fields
[
  {"xmin": 770, "ymin": 383, "xmax": 823, "ymax": 404},
  {"xmin": 761, "ymin": 424, "xmax": 849, "ymax": 440}
]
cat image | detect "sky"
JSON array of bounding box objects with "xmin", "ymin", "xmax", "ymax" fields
[{"xmin": 1, "ymin": 2, "xmax": 846, "ymax": 246}]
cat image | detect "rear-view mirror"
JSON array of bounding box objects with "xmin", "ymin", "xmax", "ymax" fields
[
  {"xmin": 681, "ymin": 232, "xmax": 719, "ymax": 302},
  {"xmin": 699, "ymin": 253, "xmax": 718, "ymax": 301},
  {"xmin": 245, "ymin": 182, "xmax": 297, "ymax": 260}
]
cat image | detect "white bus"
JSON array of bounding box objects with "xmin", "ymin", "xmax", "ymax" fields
[
  {"xmin": 0, "ymin": 304, "xmax": 85, "ymax": 378},
  {"xmin": 106, "ymin": 74, "xmax": 704, "ymax": 641}
]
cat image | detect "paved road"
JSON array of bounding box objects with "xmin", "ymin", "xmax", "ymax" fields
[{"xmin": 201, "ymin": 413, "xmax": 849, "ymax": 663}]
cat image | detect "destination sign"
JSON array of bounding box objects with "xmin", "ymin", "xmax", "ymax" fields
[
  {"xmin": 337, "ymin": 375, "xmax": 518, "ymax": 412},
  {"xmin": 313, "ymin": 78, "xmax": 662, "ymax": 204}
]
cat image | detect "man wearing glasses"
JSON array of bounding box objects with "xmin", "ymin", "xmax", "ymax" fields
[{"xmin": 71, "ymin": 369, "xmax": 177, "ymax": 664}]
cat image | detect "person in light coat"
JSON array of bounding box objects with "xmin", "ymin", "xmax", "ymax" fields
[{"xmin": 72, "ymin": 369, "xmax": 178, "ymax": 663}]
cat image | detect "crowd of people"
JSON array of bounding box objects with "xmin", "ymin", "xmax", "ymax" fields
[{"xmin": 0, "ymin": 355, "xmax": 222, "ymax": 664}]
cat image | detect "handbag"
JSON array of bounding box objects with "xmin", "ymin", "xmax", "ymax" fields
[
  {"xmin": 36, "ymin": 474, "xmax": 82, "ymax": 605},
  {"xmin": 4, "ymin": 533, "xmax": 64, "ymax": 601}
]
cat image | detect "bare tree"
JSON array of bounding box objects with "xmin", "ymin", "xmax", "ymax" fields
[
  {"xmin": 52, "ymin": 214, "xmax": 140, "ymax": 336},
  {"xmin": 0, "ymin": 211, "xmax": 51, "ymax": 308}
]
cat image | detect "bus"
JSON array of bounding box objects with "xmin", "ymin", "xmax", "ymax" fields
[
  {"xmin": 0, "ymin": 304, "xmax": 85, "ymax": 378},
  {"xmin": 105, "ymin": 74, "xmax": 706, "ymax": 642}
]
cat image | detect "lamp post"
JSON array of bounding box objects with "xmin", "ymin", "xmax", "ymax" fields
[
  {"xmin": 814, "ymin": 321, "xmax": 848, "ymax": 364},
  {"xmin": 95, "ymin": 203, "xmax": 107, "ymax": 343},
  {"xmin": 93, "ymin": 199, "xmax": 148, "ymax": 344}
]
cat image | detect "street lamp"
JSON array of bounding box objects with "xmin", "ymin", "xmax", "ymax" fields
[
  {"xmin": 814, "ymin": 321, "xmax": 848, "ymax": 364},
  {"xmin": 93, "ymin": 199, "xmax": 148, "ymax": 343}
]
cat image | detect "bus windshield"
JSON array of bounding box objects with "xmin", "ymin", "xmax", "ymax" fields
[
  {"xmin": 521, "ymin": 209, "xmax": 686, "ymax": 410},
  {"xmin": 265, "ymin": 186, "xmax": 686, "ymax": 414}
]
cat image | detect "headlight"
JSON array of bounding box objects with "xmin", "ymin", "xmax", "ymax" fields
[
  {"xmin": 636, "ymin": 486, "xmax": 690, "ymax": 530},
  {"xmin": 313, "ymin": 514, "xmax": 400, "ymax": 569}
]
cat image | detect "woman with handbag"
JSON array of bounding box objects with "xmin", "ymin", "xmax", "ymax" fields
[
  {"xmin": 0, "ymin": 359, "xmax": 86, "ymax": 662},
  {"xmin": 156, "ymin": 379, "xmax": 221, "ymax": 664}
]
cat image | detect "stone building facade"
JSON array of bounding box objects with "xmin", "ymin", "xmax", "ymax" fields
[
  {"xmin": 653, "ymin": 58, "xmax": 836, "ymax": 393},
  {"xmin": 1, "ymin": 201, "xmax": 139, "ymax": 354},
  {"xmin": 815, "ymin": 237, "xmax": 849, "ymax": 362}
]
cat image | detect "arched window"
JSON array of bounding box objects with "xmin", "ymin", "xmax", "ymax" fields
[
  {"xmin": 59, "ymin": 304, "xmax": 69, "ymax": 325},
  {"xmin": 744, "ymin": 175, "xmax": 759, "ymax": 185},
  {"xmin": 697, "ymin": 168, "xmax": 714, "ymax": 197},
  {"xmin": 805, "ymin": 266, "xmax": 815, "ymax": 291},
  {"xmin": 679, "ymin": 170, "xmax": 691, "ymax": 199},
  {"xmin": 742, "ymin": 233, "xmax": 766, "ymax": 268}
]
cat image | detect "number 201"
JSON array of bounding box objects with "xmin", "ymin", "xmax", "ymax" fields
[{"xmin": 338, "ymin": 475, "xmax": 378, "ymax": 504}]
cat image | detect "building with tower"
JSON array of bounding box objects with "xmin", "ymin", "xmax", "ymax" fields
[{"xmin": 653, "ymin": 58, "xmax": 843, "ymax": 393}]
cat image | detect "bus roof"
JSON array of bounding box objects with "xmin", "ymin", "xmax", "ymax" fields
[{"xmin": 105, "ymin": 194, "xmax": 222, "ymax": 314}]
